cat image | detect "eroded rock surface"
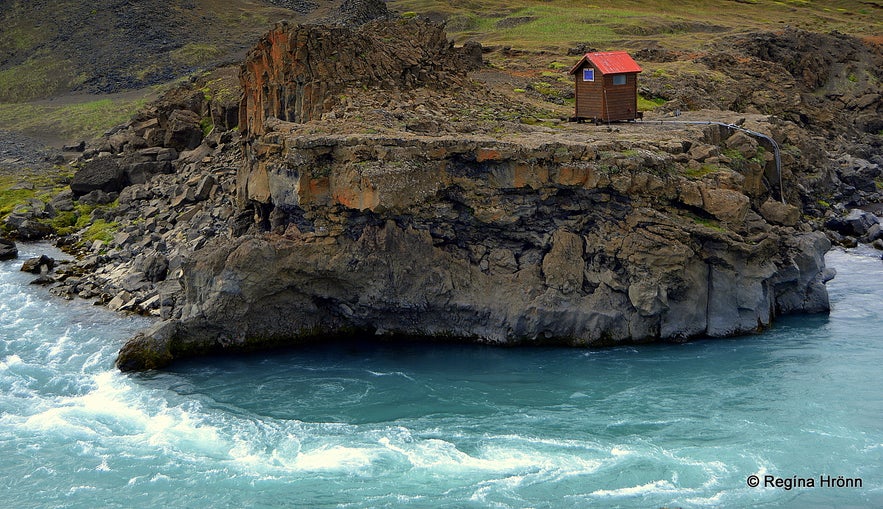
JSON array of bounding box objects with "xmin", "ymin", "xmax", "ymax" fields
[{"xmin": 117, "ymin": 125, "xmax": 832, "ymax": 370}]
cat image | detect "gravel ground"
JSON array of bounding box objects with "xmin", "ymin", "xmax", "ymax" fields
[{"xmin": 0, "ymin": 130, "xmax": 64, "ymax": 174}]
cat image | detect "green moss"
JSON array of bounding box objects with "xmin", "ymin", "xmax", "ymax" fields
[
  {"xmin": 0, "ymin": 56, "xmax": 82, "ymax": 102},
  {"xmin": 689, "ymin": 213, "xmax": 725, "ymax": 232},
  {"xmin": 530, "ymin": 81, "xmax": 559, "ymax": 97},
  {"xmin": 170, "ymin": 43, "xmax": 223, "ymax": 66},
  {"xmin": 200, "ymin": 116, "xmax": 214, "ymax": 136},
  {"xmin": 637, "ymin": 94, "xmax": 666, "ymax": 111},
  {"xmin": 0, "ymin": 97, "xmax": 146, "ymax": 142},
  {"xmin": 0, "ymin": 169, "xmax": 73, "ymax": 221},
  {"xmin": 683, "ymin": 164, "xmax": 719, "ymax": 179},
  {"xmin": 513, "ymin": 88, "xmax": 527, "ymax": 93},
  {"xmin": 81, "ymin": 219, "xmax": 118, "ymax": 244}
]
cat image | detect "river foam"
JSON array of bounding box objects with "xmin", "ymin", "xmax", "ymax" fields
[{"xmin": 1, "ymin": 244, "xmax": 882, "ymax": 508}]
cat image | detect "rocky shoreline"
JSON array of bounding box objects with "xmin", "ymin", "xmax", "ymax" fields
[{"xmin": 1, "ymin": 18, "xmax": 880, "ymax": 371}]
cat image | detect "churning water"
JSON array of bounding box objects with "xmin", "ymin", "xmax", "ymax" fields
[{"xmin": 1, "ymin": 243, "xmax": 881, "ymax": 508}]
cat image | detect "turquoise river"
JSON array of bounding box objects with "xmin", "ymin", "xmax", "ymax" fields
[{"xmin": 1, "ymin": 243, "xmax": 881, "ymax": 508}]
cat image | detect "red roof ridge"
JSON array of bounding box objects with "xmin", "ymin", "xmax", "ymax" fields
[{"xmin": 569, "ymin": 51, "xmax": 642, "ymax": 75}]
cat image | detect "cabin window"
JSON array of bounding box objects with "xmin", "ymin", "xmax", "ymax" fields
[
  {"xmin": 582, "ymin": 68, "xmax": 594, "ymax": 82},
  {"xmin": 612, "ymin": 74, "xmax": 627, "ymax": 85}
]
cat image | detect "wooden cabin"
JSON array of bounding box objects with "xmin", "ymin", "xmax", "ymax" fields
[{"xmin": 569, "ymin": 51, "xmax": 642, "ymax": 123}]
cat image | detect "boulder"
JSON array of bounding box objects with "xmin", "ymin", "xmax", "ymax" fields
[
  {"xmin": 62, "ymin": 141, "xmax": 86, "ymax": 152},
  {"xmin": 134, "ymin": 252, "xmax": 169, "ymax": 282},
  {"xmin": 759, "ymin": 198, "xmax": 801, "ymax": 226},
  {"xmin": 71, "ymin": 157, "xmax": 126, "ymax": 196},
  {"xmin": 78, "ymin": 189, "xmax": 117, "ymax": 205},
  {"xmin": 825, "ymin": 209, "xmax": 879, "ymax": 237},
  {"xmin": 50, "ymin": 190, "xmax": 76, "ymax": 212},
  {"xmin": 0, "ymin": 238, "xmax": 17, "ymax": 260},
  {"xmin": 194, "ymin": 175, "xmax": 217, "ymax": 201},
  {"xmin": 116, "ymin": 320, "xmax": 181, "ymax": 371},
  {"xmin": 8, "ymin": 218, "xmax": 54, "ymax": 240},
  {"xmin": 700, "ymin": 187, "xmax": 750, "ymax": 223},
  {"xmin": 125, "ymin": 161, "xmax": 173, "ymax": 185},
  {"xmin": 20, "ymin": 254, "xmax": 55, "ymax": 274},
  {"xmin": 29, "ymin": 275, "xmax": 55, "ymax": 285},
  {"xmin": 163, "ymin": 109, "xmax": 203, "ymax": 151}
]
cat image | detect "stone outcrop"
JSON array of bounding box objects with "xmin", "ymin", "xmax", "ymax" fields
[
  {"xmin": 117, "ymin": 124, "xmax": 832, "ymax": 370},
  {"xmin": 239, "ymin": 19, "xmax": 476, "ymax": 137}
]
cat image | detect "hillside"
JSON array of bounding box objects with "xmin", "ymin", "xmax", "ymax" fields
[
  {"xmin": 387, "ymin": 0, "xmax": 882, "ymax": 51},
  {"xmin": 0, "ymin": 0, "xmax": 386, "ymax": 102}
]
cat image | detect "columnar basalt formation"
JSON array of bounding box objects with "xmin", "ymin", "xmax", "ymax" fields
[{"xmin": 239, "ymin": 19, "xmax": 474, "ymax": 137}]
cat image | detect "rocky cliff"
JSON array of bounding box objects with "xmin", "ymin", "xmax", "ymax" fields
[{"xmin": 114, "ymin": 20, "xmax": 834, "ymax": 370}]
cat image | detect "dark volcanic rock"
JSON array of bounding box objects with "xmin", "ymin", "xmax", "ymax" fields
[
  {"xmin": 71, "ymin": 157, "xmax": 126, "ymax": 196},
  {"xmin": 20, "ymin": 254, "xmax": 55, "ymax": 274},
  {"xmin": 163, "ymin": 110, "xmax": 204, "ymax": 152},
  {"xmin": 825, "ymin": 209, "xmax": 880, "ymax": 237},
  {"xmin": 239, "ymin": 19, "xmax": 472, "ymax": 136},
  {"xmin": 0, "ymin": 238, "xmax": 17, "ymax": 260},
  {"xmin": 337, "ymin": 0, "xmax": 388, "ymax": 25},
  {"xmin": 118, "ymin": 127, "xmax": 834, "ymax": 370},
  {"xmin": 63, "ymin": 141, "xmax": 86, "ymax": 152}
]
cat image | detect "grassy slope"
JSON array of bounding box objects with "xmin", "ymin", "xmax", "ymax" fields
[
  {"xmin": 0, "ymin": 0, "xmax": 300, "ymax": 145},
  {"xmin": 0, "ymin": 0, "xmax": 291, "ymax": 102},
  {"xmin": 0, "ymin": 96, "xmax": 149, "ymax": 146},
  {"xmin": 388, "ymin": 0, "xmax": 882, "ymax": 51}
]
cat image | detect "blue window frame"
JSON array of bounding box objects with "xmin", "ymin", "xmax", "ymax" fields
[{"xmin": 582, "ymin": 68, "xmax": 594, "ymax": 82}]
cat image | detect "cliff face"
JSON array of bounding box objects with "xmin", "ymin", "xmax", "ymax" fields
[
  {"xmin": 239, "ymin": 19, "xmax": 477, "ymax": 137},
  {"xmin": 116, "ymin": 21, "xmax": 833, "ymax": 371},
  {"xmin": 202, "ymin": 128, "xmax": 831, "ymax": 335}
]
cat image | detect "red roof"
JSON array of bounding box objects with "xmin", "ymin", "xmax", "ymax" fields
[{"xmin": 569, "ymin": 51, "xmax": 642, "ymax": 75}]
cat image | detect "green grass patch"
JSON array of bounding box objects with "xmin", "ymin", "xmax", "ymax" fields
[
  {"xmin": 170, "ymin": 43, "xmax": 223, "ymax": 66},
  {"xmin": 691, "ymin": 214, "xmax": 725, "ymax": 231},
  {"xmin": 637, "ymin": 94, "xmax": 666, "ymax": 111},
  {"xmin": 0, "ymin": 97, "xmax": 147, "ymax": 142},
  {"xmin": 389, "ymin": 0, "xmax": 880, "ymax": 51},
  {"xmin": 683, "ymin": 164, "xmax": 719, "ymax": 179},
  {"xmin": 80, "ymin": 219, "xmax": 117, "ymax": 244},
  {"xmin": 530, "ymin": 81, "xmax": 558, "ymax": 96},
  {"xmin": 0, "ymin": 187, "xmax": 37, "ymax": 219},
  {"xmin": 0, "ymin": 56, "xmax": 83, "ymax": 102},
  {"xmin": 0, "ymin": 168, "xmax": 73, "ymax": 220},
  {"xmin": 200, "ymin": 117, "xmax": 214, "ymax": 137}
]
